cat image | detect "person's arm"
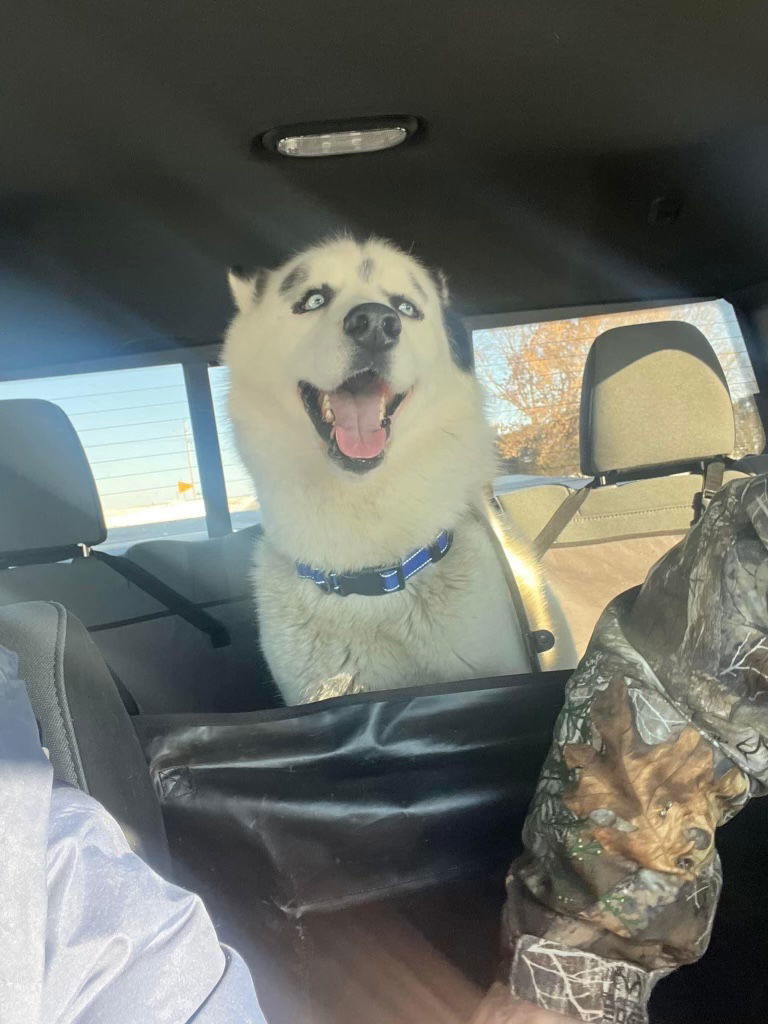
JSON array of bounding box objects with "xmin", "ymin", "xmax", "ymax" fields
[
  {"xmin": 43, "ymin": 781, "xmax": 267, "ymax": 1024},
  {"xmin": 0, "ymin": 640, "xmax": 267, "ymax": 1024},
  {"xmin": 499, "ymin": 474, "xmax": 768, "ymax": 1023}
]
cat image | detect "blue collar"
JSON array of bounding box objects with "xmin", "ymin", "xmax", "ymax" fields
[{"xmin": 296, "ymin": 529, "xmax": 453, "ymax": 597}]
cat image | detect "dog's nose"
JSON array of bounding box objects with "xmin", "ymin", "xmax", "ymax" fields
[{"xmin": 343, "ymin": 303, "xmax": 401, "ymax": 352}]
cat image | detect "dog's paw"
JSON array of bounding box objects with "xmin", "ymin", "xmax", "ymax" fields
[{"xmin": 299, "ymin": 673, "xmax": 363, "ymax": 704}]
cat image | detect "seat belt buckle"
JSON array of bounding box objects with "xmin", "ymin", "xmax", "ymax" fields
[{"xmin": 692, "ymin": 458, "xmax": 726, "ymax": 524}]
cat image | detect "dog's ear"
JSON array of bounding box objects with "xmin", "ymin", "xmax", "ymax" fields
[
  {"xmin": 429, "ymin": 266, "xmax": 472, "ymax": 372},
  {"xmin": 443, "ymin": 306, "xmax": 474, "ymax": 373},
  {"xmin": 428, "ymin": 267, "xmax": 450, "ymax": 306},
  {"xmin": 228, "ymin": 265, "xmax": 268, "ymax": 312}
]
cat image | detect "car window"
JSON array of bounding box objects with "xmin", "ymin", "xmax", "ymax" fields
[
  {"xmin": 0, "ymin": 364, "xmax": 205, "ymax": 545},
  {"xmin": 2, "ymin": 297, "xmax": 760, "ymax": 547},
  {"xmin": 474, "ymin": 299, "xmax": 765, "ymax": 477},
  {"xmin": 209, "ymin": 365, "xmax": 260, "ymax": 528}
]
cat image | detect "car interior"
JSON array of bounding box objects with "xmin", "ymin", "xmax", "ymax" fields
[{"xmin": 3, "ymin": 2, "xmax": 768, "ymax": 1021}]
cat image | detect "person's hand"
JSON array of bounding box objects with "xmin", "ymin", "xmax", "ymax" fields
[{"xmin": 469, "ymin": 983, "xmax": 580, "ymax": 1024}]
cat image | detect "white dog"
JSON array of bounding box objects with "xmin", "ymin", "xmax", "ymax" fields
[{"xmin": 224, "ymin": 236, "xmax": 573, "ymax": 704}]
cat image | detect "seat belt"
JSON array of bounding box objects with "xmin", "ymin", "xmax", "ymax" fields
[
  {"xmin": 534, "ymin": 457, "xmax": 728, "ymax": 552},
  {"xmin": 516, "ymin": 463, "xmax": 722, "ymax": 673},
  {"xmin": 533, "ymin": 484, "xmax": 592, "ymax": 558},
  {"xmin": 691, "ymin": 459, "xmax": 726, "ymax": 524},
  {"xmin": 478, "ymin": 497, "xmax": 556, "ymax": 674},
  {"xmin": 90, "ymin": 550, "xmax": 231, "ymax": 648}
]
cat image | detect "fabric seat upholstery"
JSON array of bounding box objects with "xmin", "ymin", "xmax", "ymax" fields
[
  {"xmin": 0, "ymin": 398, "xmax": 273, "ymax": 712},
  {"xmin": 502, "ymin": 321, "xmax": 750, "ymax": 657},
  {"xmin": 0, "ymin": 600, "xmax": 171, "ymax": 875}
]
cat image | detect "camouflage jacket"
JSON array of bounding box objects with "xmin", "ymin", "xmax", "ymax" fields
[{"xmin": 503, "ymin": 474, "xmax": 768, "ymax": 1024}]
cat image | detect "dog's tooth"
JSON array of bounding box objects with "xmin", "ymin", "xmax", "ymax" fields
[
  {"xmin": 379, "ymin": 395, "xmax": 386, "ymax": 424},
  {"xmin": 321, "ymin": 393, "xmax": 335, "ymax": 423}
]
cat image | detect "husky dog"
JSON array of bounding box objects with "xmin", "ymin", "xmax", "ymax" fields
[{"xmin": 224, "ymin": 237, "xmax": 572, "ymax": 704}]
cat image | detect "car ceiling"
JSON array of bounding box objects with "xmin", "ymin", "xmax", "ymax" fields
[{"xmin": 3, "ymin": 0, "xmax": 768, "ymax": 369}]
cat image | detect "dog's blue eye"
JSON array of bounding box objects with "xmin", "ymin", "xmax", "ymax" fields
[
  {"xmin": 397, "ymin": 300, "xmax": 419, "ymax": 318},
  {"xmin": 303, "ymin": 291, "xmax": 326, "ymax": 311}
]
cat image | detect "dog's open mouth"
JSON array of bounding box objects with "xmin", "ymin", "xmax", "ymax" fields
[{"xmin": 299, "ymin": 370, "xmax": 409, "ymax": 473}]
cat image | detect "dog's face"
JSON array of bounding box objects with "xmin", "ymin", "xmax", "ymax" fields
[{"xmin": 224, "ymin": 237, "xmax": 473, "ymax": 478}]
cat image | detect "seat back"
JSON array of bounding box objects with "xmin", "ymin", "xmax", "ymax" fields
[
  {"xmin": 503, "ymin": 321, "xmax": 747, "ymax": 656},
  {"xmin": 0, "ymin": 398, "xmax": 106, "ymax": 566},
  {"xmin": 0, "ymin": 600, "xmax": 171, "ymax": 874},
  {"xmin": 0, "ymin": 398, "xmax": 273, "ymax": 712}
]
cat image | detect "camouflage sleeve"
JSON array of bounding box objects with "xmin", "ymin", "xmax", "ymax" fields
[{"xmin": 503, "ymin": 474, "xmax": 768, "ymax": 1024}]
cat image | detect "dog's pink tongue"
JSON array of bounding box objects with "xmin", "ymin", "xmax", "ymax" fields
[{"xmin": 330, "ymin": 386, "xmax": 387, "ymax": 460}]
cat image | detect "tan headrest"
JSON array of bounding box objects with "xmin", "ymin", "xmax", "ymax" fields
[
  {"xmin": 0, "ymin": 399, "xmax": 106, "ymax": 559},
  {"xmin": 580, "ymin": 321, "xmax": 735, "ymax": 476}
]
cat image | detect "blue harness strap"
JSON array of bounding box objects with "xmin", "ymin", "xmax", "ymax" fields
[{"xmin": 296, "ymin": 529, "xmax": 453, "ymax": 597}]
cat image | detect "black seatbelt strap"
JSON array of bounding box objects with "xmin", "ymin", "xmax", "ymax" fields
[
  {"xmin": 533, "ymin": 484, "xmax": 592, "ymax": 558},
  {"xmin": 691, "ymin": 459, "xmax": 726, "ymax": 524},
  {"xmin": 91, "ymin": 550, "xmax": 231, "ymax": 648},
  {"xmin": 107, "ymin": 666, "xmax": 141, "ymax": 715}
]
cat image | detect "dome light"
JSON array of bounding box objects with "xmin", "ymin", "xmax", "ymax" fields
[{"xmin": 260, "ymin": 117, "xmax": 419, "ymax": 158}]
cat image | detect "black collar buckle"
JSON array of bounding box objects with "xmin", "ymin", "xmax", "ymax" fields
[
  {"xmin": 321, "ymin": 571, "xmax": 343, "ymax": 595},
  {"xmin": 389, "ymin": 564, "xmax": 406, "ymax": 593},
  {"xmin": 428, "ymin": 538, "xmax": 449, "ymax": 564}
]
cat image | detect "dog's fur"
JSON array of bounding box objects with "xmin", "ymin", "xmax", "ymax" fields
[{"xmin": 224, "ymin": 237, "xmax": 574, "ymax": 704}]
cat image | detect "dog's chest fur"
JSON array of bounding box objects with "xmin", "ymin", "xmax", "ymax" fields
[{"xmin": 254, "ymin": 514, "xmax": 529, "ymax": 704}]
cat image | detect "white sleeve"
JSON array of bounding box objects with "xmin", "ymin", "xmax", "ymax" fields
[{"xmin": 43, "ymin": 783, "xmax": 267, "ymax": 1024}]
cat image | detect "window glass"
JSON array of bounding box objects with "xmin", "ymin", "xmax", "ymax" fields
[
  {"xmin": 474, "ymin": 299, "xmax": 765, "ymax": 477},
  {"xmin": 0, "ymin": 364, "xmax": 206, "ymax": 544},
  {"xmin": 209, "ymin": 365, "xmax": 260, "ymax": 528}
]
